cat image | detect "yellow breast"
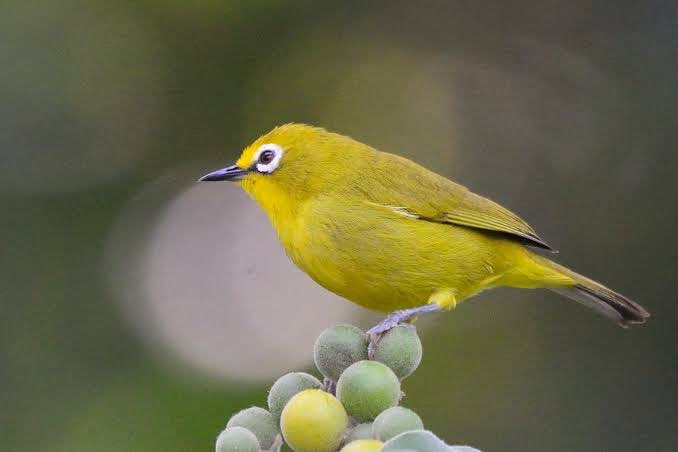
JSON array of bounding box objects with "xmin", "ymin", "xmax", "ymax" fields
[{"xmin": 266, "ymin": 195, "xmax": 508, "ymax": 313}]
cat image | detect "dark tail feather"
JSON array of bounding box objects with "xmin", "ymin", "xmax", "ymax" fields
[
  {"xmin": 551, "ymin": 285, "xmax": 649, "ymax": 328},
  {"xmin": 538, "ymin": 257, "xmax": 650, "ymax": 328}
]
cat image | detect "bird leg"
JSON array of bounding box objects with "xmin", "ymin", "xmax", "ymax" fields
[
  {"xmin": 367, "ymin": 303, "xmax": 440, "ymax": 358},
  {"xmin": 323, "ymin": 377, "xmax": 336, "ymax": 395}
]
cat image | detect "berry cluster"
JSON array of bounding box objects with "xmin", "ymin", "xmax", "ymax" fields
[{"xmin": 215, "ymin": 324, "xmax": 480, "ymax": 452}]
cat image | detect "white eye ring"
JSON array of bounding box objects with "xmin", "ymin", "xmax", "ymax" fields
[{"xmin": 253, "ymin": 143, "xmax": 284, "ymax": 174}]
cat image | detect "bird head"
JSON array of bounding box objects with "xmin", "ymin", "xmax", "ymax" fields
[{"xmin": 199, "ymin": 123, "xmax": 362, "ymax": 210}]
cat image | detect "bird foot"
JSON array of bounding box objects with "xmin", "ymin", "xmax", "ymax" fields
[
  {"xmin": 367, "ymin": 312, "xmax": 406, "ymax": 359},
  {"xmin": 366, "ymin": 304, "xmax": 440, "ymax": 359},
  {"xmin": 367, "ymin": 314, "xmax": 405, "ymax": 337}
]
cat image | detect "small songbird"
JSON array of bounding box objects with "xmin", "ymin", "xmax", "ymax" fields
[{"xmin": 199, "ymin": 124, "xmax": 649, "ymax": 343}]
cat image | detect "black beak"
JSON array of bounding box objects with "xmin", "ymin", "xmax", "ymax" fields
[{"xmin": 198, "ymin": 165, "xmax": 249, "ymax": 182}]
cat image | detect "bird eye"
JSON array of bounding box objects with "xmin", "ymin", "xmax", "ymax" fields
[
  {"xmin": 254, "ymin": 143, "xmax": 284, "ymax": 173},
  {"xmin": 258, "ymin": 149, "xmax": 275, "ymax": 165}
]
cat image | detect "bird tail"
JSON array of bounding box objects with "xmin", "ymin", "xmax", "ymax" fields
[{"xmin": 531, "ymin": 255, "xmax": 650, "ymax": 328}]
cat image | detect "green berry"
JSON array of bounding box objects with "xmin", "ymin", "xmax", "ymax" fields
[
  {"xmin": 382, "ymin": 430, "xmax": 449, "ymax": 452},
  {"xmin": 344, "ymin": 423, "xmax": 374, "ymax": 442},
  {"xmin": 215, "ymin": 426, "xmax": 261, "ymax": 452},
  {"xmin": 268, "ymin": 372, "xmax": 322, "ymax": 425},
  {"xmin": 226, "ymin": 407, "xmax": 277, "ymax": 450},
  {"xmin": 372, "ymin": 326, "xmax": 422, "ymax": 380},
  {"xmin": 314, "ymin": 324, "xmax": 369, "ymax": 382},
  {"xmin": 336, "ymin": 360, "xmax": 400, "ymax": 422},
  {"xmin": 372, "ymin": 406, "xmax": 424, "ymax": 441}
]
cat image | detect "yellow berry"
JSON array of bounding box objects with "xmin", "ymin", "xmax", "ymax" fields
[
  {"xmin": 340, "ymin": 439, "xmax": 384, "ymax": 452},
  {"xmin": 280, "ymin": 389, "xmax": 348, "ymax": 452}
]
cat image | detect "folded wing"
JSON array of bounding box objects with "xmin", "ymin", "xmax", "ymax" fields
[{"xmin": 363, "ymin": 152, "xmax": 554, "ymax": 251}]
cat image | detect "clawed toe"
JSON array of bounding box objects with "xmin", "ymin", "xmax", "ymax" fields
[
  {"xmin": 366, "ymin": 304, "xmax": 438, "ymax": 359},
  {"xmin": 367, "ymin": 334, "xmax": 380, "ymax": 359},
  {"xmin": 366, "ymin": 319, "xmax": 399, "ymax": 337},
  {"xmin": 366, "ymin": 318, "xmax": 401, "ymax": 359}
]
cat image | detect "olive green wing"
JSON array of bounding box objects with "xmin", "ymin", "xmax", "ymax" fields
[
  {"xmin": 363, "ymin": 152, "xmax": 554, "ymax": 251},
  {"xmin": 371, "ymin": 194, "xmax": 553, "ymax": 250},
  {"xmin": 436, "ymin": 191, "xmax": 554, "ymax": 250}
]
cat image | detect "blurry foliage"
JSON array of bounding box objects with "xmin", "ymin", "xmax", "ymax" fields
[{"xmin": 1, "ymin": 0, "xmax": 677, "ymax": 451}]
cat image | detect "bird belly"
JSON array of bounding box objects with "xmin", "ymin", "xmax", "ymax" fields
[{"xmin": 282, "ymin": 200, "xmax": 508, "ymax": 313}]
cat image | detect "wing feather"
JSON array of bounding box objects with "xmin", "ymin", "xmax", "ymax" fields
[{"xmin": 362, "ymin": 152, "xmax": 554, "ymax": 251}]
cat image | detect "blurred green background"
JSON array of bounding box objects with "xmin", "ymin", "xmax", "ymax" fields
[{"xmin": 2, "ymin": 1, "xmax": 676, "ymax": 451}]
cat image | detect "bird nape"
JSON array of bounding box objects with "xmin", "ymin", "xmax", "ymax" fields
[{"xmin": 199, "ymin": 123, "xmax": 650, "ymax": 346}]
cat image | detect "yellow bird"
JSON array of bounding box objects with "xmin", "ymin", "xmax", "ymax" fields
[{"xmin": 200, "ymin": 124, "xmax": 649, "ymax": 340}]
